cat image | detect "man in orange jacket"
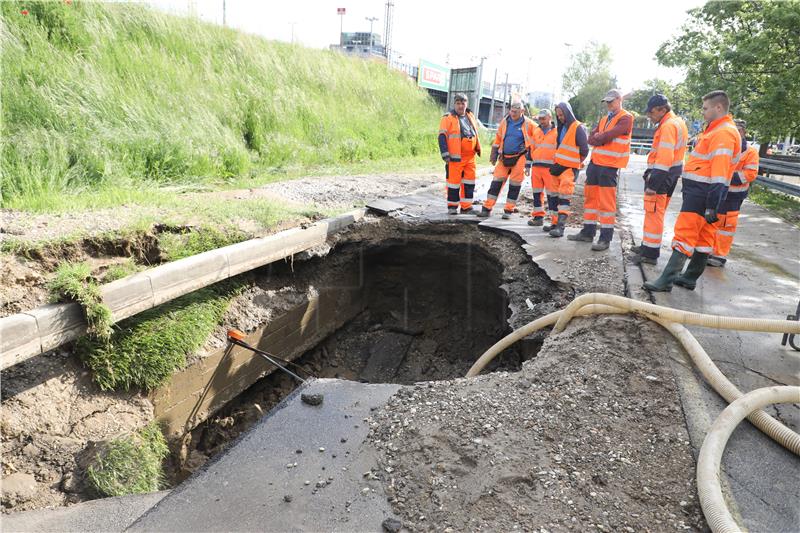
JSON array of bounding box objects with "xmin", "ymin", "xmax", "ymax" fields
[
  {"xmin": 644, "ymin": 90, "xmax": 741, "ymax": 292},
  {"xmin": 480, "ymin": 101, "xmax": 536, "ymax": 219},
  {"xmin": 547, "ymin": 102, "xmax": 590, "ymax": 237},
  {"xmin": 568, "ymin": 89, "xmax": 633, "ymax": 251},
  {"xmin": 631, "ymin": 94, "xmax": 689, "ymax": 265},
  {"xmin": 707, "ymin": 119, "xmax": 759, "ymax": 267},
  {"xmin": 529, "ymin": 109, "xmax": 559, "ymax": 229},
  {"xmin": 438, "ymin": 93, "xmax": 481, "ymax": 215}
]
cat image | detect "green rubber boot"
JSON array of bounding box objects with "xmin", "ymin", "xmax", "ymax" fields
[
  {"xmin": 673, "ymin": 252, "xmax": 709, "ymax": 290},
  {"xmin": 643, "ymin": 250, "xmax": 688, "ymax": 292}
]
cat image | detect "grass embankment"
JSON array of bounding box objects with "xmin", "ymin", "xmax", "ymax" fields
[{"xmin": 1, "ymin": 0, "xmax": 442, "ymax": 211}]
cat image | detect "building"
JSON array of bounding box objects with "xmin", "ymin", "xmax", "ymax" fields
[{"xmin": 330, "ymin": 32, "xmax": 386, "ymax": 59}]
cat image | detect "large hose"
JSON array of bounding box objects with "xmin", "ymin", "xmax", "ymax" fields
[
  {"xmin": 466, "ymin": 293, "xmax": 800, "ymax": 532},
  {"xmin": 697, "ymin": 386, "xmax": 800, "ymax": 533}
]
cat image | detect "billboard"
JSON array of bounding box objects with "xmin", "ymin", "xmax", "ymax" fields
[{"xmin": 418, "ymin": 60, "xmax": 450, "ymax": 92}]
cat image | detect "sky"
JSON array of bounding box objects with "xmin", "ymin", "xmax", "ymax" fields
[{"xmin": 147, "ymin": 0, "xmax": 704, "ymax": 99}]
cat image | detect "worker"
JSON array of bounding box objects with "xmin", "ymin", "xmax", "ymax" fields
[
  {"xmin": 480, "ymin": 101, "xmax": 536, "ymax": 219},
  {"xmin": 438, "ymin": 93, "xmax": 482, "ymax": 215},
  {"xmin": 568, "ymin": 89, "xmax": 633, "ymax": 251},
  {"xmin": 529, "ymin": 108, "xmax": 559, "ymax": 230},
  {"xmin": 644, "ymin": 90, "xmax": 741, "ymax": 292},
  {"xmin": 547, "ymin": 102, "xmax": 590, "ymax": 237},
  {"xmin": 631, "ymin": 94, "xmax": 689, "ymax": 265},
  {"xmin": 707, "ymin": 119, "xmax": 759, "ymax": 267}
]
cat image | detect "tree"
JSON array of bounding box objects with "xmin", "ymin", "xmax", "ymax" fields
[
  {"xmin": 656, "ymin": 0, "xmax": 800, "ymax": 144},
  {"xmin": 625, "ymin": 79, "xmax": 703, "ymax": 131},
  {"xmin": 561, "ymin": 42, "xmax": 617, "ymax": 126}
]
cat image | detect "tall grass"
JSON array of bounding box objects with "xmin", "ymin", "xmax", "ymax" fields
[{"xmin": 0, "ymin": 1, "xmax": 441, "ymax": 207}]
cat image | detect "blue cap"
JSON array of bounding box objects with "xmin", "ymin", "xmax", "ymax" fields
[{"xmin": 645, "ymin": 94, "xmax": 669, "ymax": 113}]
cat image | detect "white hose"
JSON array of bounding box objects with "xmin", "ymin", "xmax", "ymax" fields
[{"xmin": 697, "ymin": 386, "xmax": 800, "ymax": 533}]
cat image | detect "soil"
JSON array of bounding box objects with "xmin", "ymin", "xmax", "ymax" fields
[{"xmin": 367, "ymin": 315, "xmax": 705, "ymax": 532}]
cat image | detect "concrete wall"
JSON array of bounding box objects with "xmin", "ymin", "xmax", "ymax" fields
[{"xmin": 152, "ymin": 280, "xmax": 365, "ymax": 437}]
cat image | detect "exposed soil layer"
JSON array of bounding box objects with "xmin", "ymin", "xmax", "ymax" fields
[{"xmin": 367, "ymin": 315, "xmax": 705, "ymax": 532}]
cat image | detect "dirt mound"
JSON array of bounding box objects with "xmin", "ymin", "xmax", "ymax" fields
[{"xmin": 367, "ymin": 315, "xmax": 704, "ymax": 532}]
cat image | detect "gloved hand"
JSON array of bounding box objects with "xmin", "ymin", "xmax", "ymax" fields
[
  {"xmin": 476, "ymin": 148, "xmax": 482, "ymax": 157},
  {"xmin": 490, "ymin": 156, "xmax": 497, "ymax": 166},
  {"xmin": 524, "ymin": 162, "xmax": 531, "ymax": 177},
  {"xmin": 549, "ymin": 163, "xmax": 567, "ymax": 177},
  {"xmin": 441, "ymin": 153, "xmax": 450, "ymax": 162},
  {"xmin": 643, "ymin": 168, "xmax": 652, "ymax": 181},
  {"xmin": 704, "ymin": 208, "xmax": 719, "ymax": 224}
]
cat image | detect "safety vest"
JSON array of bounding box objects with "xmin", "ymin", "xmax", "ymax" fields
[
  {"xmin": 554, "ymin": 121, "xmax": 583, "ymax": 169},
  {"xmin": 532, "ymin": 126, "xmax": 558, "ymax": 166},
  {"xmin": 683, "ymin": 115, "xmax": 741, "ymax": 188},
  {"xmin": 438, "ymin": 111, "xmax": 480, "ymax": 162},
  {"xmin": 729, "ymin": 144, "xmax": 759, "ymax": 193},
  {"xmin": 647, "ymin": 111, "xmax": 688, "ymax": 174},
  {"xmin": 591, "ymin": 109, "xmax": 633, "ymax": 168},
  {"xmin": 493, "ymin": 115, "xmax": 536, "ymax": 155}
]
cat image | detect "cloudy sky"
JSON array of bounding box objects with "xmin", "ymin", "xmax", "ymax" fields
[{"xmin": 148, "ymin": 0, "xmax": 704, "ymax": 97}]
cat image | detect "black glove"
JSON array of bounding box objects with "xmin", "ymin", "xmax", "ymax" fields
[
  {"xmin": 549, "ymin": 163, "xmax": 568, "ymax": 177},
  {"xmin": 704, "ymin": 208, "xmax": 719, "ymax": 224},
  {"xmin": 442, "ymin": 154, "xmax": 450, "ymax": 162},
  {"xmin": 643, "ymin": 168, "xmax": 652, "ymax": 181},
  {"xmin": 476, "ymin": 148, "xmax": 482, "ymax": 157}
]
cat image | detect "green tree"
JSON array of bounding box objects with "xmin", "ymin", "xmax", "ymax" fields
[
  {"xmin": 625, "ymin": 79, "xmax": 702, "ymax": 131},
  {"xmin": 561, "ymin": 42, "xmax": 617, "ymax": 126},
  {"xmin": 656, "ymin": 0, "xmax": 800, "ymax": 144}
]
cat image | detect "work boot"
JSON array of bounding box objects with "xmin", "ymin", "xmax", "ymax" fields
[
  {"xmin": 448, "ymin": 206, "xmax": 458, "ymax": 215},
  {"xmin": 706, "ymin": 255, "xmax": 727, "ymax": 267},
  {"xmin": 567, "ymin": 231, "xmax": 594, "ymax": 242},
  {"xmin": 643, "ymin": 250, "xmax": 688, "ymax": 292},
  {"xmin": 460, "ymin": 207, "xmax": 474, "ymax": 215},
  {"xmin": 502, "ymin": 212, "xmax": 512, "ymax": 220},
  {"xmin": 591, "ymin": 240, "xmax": 610, "ymax": 251},
  {"xmin": 630, "ymin": 254, "xmax": 657, "ymax": 265},
  {"xmin": 548, "ymin": 214, "xmax": 568, "ymax": 238},
  {"xmin": 542, "ymin": 224, "xmax": 552, "ymax": 232},
  {"xmin": 673, "ymin": 252, "xmax": 710, "ymax": 290},
  {"xmin": 477, "ymin": 207, "xmax": 491, "ymax": 218},
  {"xmin": 528, "ymin": 216, "xmax": 543, "ymax": 226},
  {"xmin": 630, "ymin": 245, "xmax": 642, "ymax": 255}
]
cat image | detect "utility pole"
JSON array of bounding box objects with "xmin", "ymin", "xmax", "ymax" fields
[
  {"xmin": 289, "ymin": 22, "xmax": 297, "ymax": 45},
  {"xmin": 384, "ymin": 1, "xmax": 394, "ymax": 67},
  {"xmin": 490, "ymin": 68, "xmax": 498, "ymax": 126},
  {"xmin": 501, "ymin": 72, "xmax": 509, "ymax": 118},
  {"xmin": 337, "ymin": 8, "xmax": 346, "ymax": 47},
  {"xmin": 222, "ymin": 0, "xmax": 226, "ymax": 27},
  {"xmin": 475, "ymin": 56, "xmax": 487, "ymax": 119},
  {"xmin": 365, "ymin": 16, "xmax": 378, "ymax": 54}
]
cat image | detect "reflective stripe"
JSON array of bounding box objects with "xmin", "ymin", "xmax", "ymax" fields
[
  {"xmin": 728, "ymin": 184, "xmax": 749, "ymax": 192},
  {"xmin": 743, "ymin": 164, "xmax": 759, "ymax": 170},
  {"xmin": 487, "ymin": 194, "xmax": 498, "ymax": 200},
  {"xmin": 538, "ymin": 143, "xmax": 557, "ymax": 149},
  {"xmin": 593, "ymin": 148, "xmax": 629, "ymax": 157},
  {"xmin": 673, "ymin": 240, "xmax": 694, "ymax": 252},
  {"xmin": 560, "ymin": 145, "xmax": 579, "ymax": 153},
  {"xmin": 612, "ymin": 137, "xmax": 630, "ymax": 145},
  {"xmin": 584, "ymin": 208, "xmax": 599, "ymax": 214},
  {"xmin": 718, "ymin": 230, "xmax": 736, "ymax": 236},
  {"xmin": 491, "ymin": 177, "xmax": 505, "ymax": 183},
  {"xmin": 642, "ymin": 241, "xmax": 661, "ymax": 248},
  {"xmin": 643, "ymin": 231, "xmax": 662, "ymax": 239},
  {"xmin": 556, "ymin": 153, "xmax": 580, "ymax": 163},
  {"xmin": 532, "ymin": 159, "xmax": 555, "ymax": 164},
  {"xmin": 438, "ymin": 129, "xmax": 447, "ymax": 134},
  {"xmin": 671, "ymin": 160, "xmax": 684, "ymax": 168},
  {"xmin": 448, "ymin": 133, "xmax": 461, "ymax": 139},
  {"xmin": 656, "ymin": 142, "xmax": 675, "ymax": 149},
  {"xmin": 442, "ymin": 152, "xmax": 450, "ymax": 157},
  {"xmin": 447, "ymin": 183, "xmax": 460, "ymax": 189},
  {"xmin": 583, "ymin": 220, "xmax": 597, "ymax": 225},
  {"xmin": 683, "ymin": 172, "xmax": 728, "ymax": 185},
  {"xmin": 696, "ymin": 246, "xmax": 713, "ymax": 253},
  {"xmin": 600, "ymin": 223, "xmax": 614, "ymax": 228},
  {"xmin": 600, "ymin": 211, "xmax": 615, "ymax": 217},
  {"xmin": 462, "ymin": 179, "xmax": 476, "ymax": 185},
  {"xmin": 652, "ymin": 164, "xmax": 671, "ymax": 171},
  {"xmin": 531, "ymin": 188, "xmax": 544, "ymax": 193},
  {"xmin": 450, "ymin": 156, "xmax": 462, "ymax": 161},
  {"xmin": 689, "ymin": 148, "xmax": 734, "ymax": 160}
]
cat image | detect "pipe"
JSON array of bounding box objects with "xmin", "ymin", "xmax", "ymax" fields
[
  {"xmin": 553, "ymin": 293, "xmax": 800, "ymax": 335},
  {"xmin": 697, "ymin": 386, "xmax": 800, "ymax": 533}
]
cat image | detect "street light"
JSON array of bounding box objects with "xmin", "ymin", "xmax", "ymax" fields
[{"xmin": 365, "ymin": 16, "xmax": 378, "ymax": 52}]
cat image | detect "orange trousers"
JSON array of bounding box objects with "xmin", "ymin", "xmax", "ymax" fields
[
  {"xmin": 582, "ymin": 162, "xmax": 619, "ymax": 241},
  {"xmin": 529, "ymin": 166, "xmax": 551, "ymax": 218},
  {"xmin": 672, "ymin": 211, "xmax": 717, "ymax": 257},
  {"xmin": 485, "ymin": 156, "xmax": 526, "ymax": 213},
  {"xmin": 640, "ymin": 193, "xmax": 673, "ymax": 259},
  {"xmin": 445, "ymin": 140, "xmax": 477, "ymax": 210},
  {"xmin": 713, "ymin": 210, "xmax": 740, "ymax": 257}
]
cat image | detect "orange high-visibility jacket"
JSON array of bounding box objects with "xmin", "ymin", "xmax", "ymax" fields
[
  {"xmin": 554, "ymin": 120, "xmax": 583, "ymax": 169},
  {"xmin": 591, "ymin": 109, "xmax": 633, "ymax": 168},
  {"xmin": 493, "ymin": 115, "xmax": 536, "ymax": 155},
  {"xmin": 647, "ymin": 111, "xmax": 688, "ymax": 176},
  {"xmin": 682, "ymin": 114, "xmax": 741, "ymax": 207},
  {"xmin": 729, "ymin": 144, "xmax": 759, "ymax": 193},
  {"xmin": 438, "ymin": 110, "xmax": 481, "ymax": 162},
  {"xmin": 531, "ymin": 126, "xmax": 558, "ymax": 166}
]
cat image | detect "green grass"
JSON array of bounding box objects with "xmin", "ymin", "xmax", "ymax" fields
[
  {"xmin": 102, "ymin": 258, "xmax": 142, "ymax": 282},
  {"xmin": 77, "ymin": 281, "xmax": 244, "ymax": 391},
  {"xmin": 749, "ymin": 185, "xmax": 800, "ymax": 228},
  {"xmin": 86, "ymin": 422, "xmax": 169, "ymax": 497},
  {"xmin": 48, "ymin": 261, "xmax": 113, "ymax": 340},
  {"xmin": 1, "ymin": 1, "xmax": 441, "ymax": 207}
]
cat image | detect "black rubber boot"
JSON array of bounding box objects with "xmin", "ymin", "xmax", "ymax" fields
[
  {"xmin": 567, "ymin": 231, "xmax": 594, "ymax": 242},
  {"xmin": 548, "ymin": 214, "xmax": 568, "ymax": 238},
  {"xmin": 673, "ymin": 252, "xmax": 709, "ymax": 290},
  {"xmin": 528, "ymin": 217, "xmax": 543, "ymax": 226},
  {"xmin": 631, "ymin": 254, "xmax": 657, "ymax": 265},
  {"xmin": 706, "ymin": 255, "xmax": 727, "ymax": 267},
  {"xmin": 630, "ymin": 245, "xmax": 642, "ymax": 255},
  {"xmin": 643, "ymin": 250, "xmax": 688, "ymax": 292},
  {"xmin": 447, "ymin": 206, "xmax": 458, "ymax": 215}
]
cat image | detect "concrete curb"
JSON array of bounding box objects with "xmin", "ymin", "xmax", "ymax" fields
[{"xmin": 0, "ymin": 209, "xmax": 366, "ymax": 370}]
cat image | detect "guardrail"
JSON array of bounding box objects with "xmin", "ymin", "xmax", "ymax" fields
[
  {"xmin": 760, "ymin": 158, "xmax": 800, "ymax": 177},
  {"xmin": 755, "ymin": 175, "xmax": 800, "ymax": 197}
]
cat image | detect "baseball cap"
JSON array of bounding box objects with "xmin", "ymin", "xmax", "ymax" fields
[
  {"xmin": 645, "ymin": 94, "xmax": 670, "ymax": 113},
  {"xmin": 537, "ymin": 109, "xmax": 552, "ymax": 117},
  {"xmin": 734, "ymin": 119, "xmax": 747, "ymax": 129},
  {"xmin": 601, "ymin": 89, "xmax": 623, "ymax": 102}
]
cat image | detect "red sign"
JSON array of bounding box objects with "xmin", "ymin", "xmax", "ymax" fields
[
  {"xmin": 337, "ymin": 8, "xmax": 346, "ymax": 14},
  {"xmin": 422, "ymin": 68, "xmax": 443, "ymax": 85}
]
